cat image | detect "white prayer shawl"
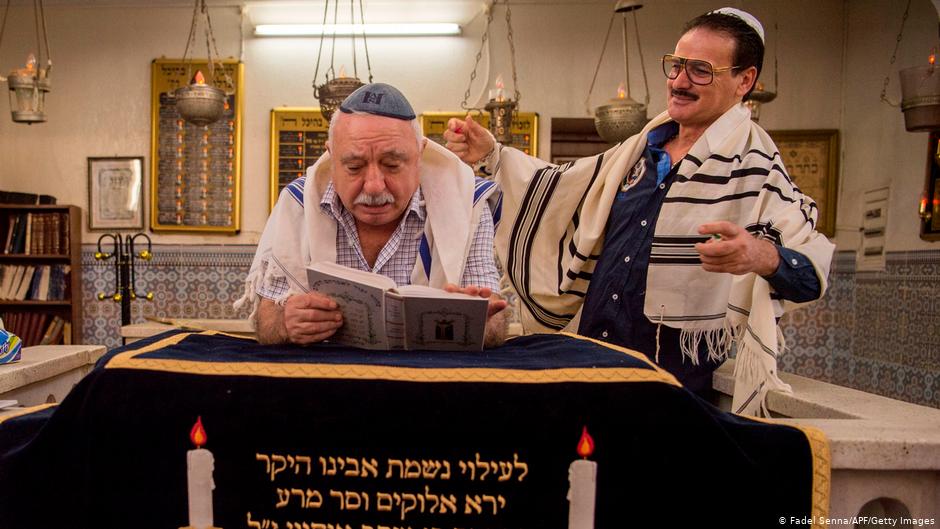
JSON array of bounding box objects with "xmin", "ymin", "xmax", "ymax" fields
[
  {"xmin": 235, "ymin": 141, "xmax": 498, "ymax": 319},
  {"xmin": 492, "ymin": 104, "xmax": 834, "ymax": 416}
]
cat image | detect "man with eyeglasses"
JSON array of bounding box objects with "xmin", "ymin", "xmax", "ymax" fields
[{"xmin": 443, "ymin": 8, "xmax": 834, "ymax": 415}]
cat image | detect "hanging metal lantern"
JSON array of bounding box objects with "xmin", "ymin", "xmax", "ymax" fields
[
  {"xmin": 744, "ymin": 82, "xmax": 777, "ymax": 123},
  {"xmin": 315, "ymin": 75, "xmax": 365, "ymax": 122},
  {"xmin": 175, "ymin": 0, "xmax": 231, "ymax": 126},
  {"xmin": 311, "ymin": 1, "xmax": 374, "ymax": 122},
  {"xmin": 459, "ymin": 0, "xmax": 522, "ymax": 143},
  {"xmin": 0, "ymin": 0, "xmax": 54, "ymax": 125},
  {"xmin": 7, "ymin": 67, "xmax": 50, "ymax": 124},
  {"xmin": 175, "ymin": 80, "xmax": 226, "ymax": 127},
  {"xmin": 899, "ymin": 63, "xmax": 940, "ymax": 132},
  {"xmin": 588, "ymin": 1, "xmax": 650, "ymax": 144}
]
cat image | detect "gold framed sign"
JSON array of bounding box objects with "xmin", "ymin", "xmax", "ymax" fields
[
  {"xmin": 768, "ymin": 129, "xmax": 839, "ymax": 238},
  {"xmin": 269, "ymin": 108, "xmax": 328, "ymax": 211},
  {"xmin": 150, "ymin": 59, "xmax": 243, "ymax": 233},
  {"xmin": 420, "ymin": 111, "xmax": 539, "ymax": 157}
]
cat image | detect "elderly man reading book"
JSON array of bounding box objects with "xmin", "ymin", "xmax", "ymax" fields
[{"xmin": 237, "ymin": 83, "xmax": 507, "ymax": 347}]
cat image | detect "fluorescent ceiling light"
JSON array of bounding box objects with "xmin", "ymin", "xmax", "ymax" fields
[{"xmin": 254, "ymin": 23, "xmax": 461, "ymax": 37}]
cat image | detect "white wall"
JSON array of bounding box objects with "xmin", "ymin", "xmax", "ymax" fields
[
  {"xmin": 839, "ymin": 0, "xmax": 939, "ymax": 251},
  {"xmin": 1, "ymin": 0, "xmax": 931, "ymax": 252}
]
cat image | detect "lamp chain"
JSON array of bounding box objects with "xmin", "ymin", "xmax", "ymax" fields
[
  {"xmin": 0, "ymin": 0, "xmax": 10, "ymax": 65},
  {"xmin": 632, "ymin": 10, "xmax": 648, "ymax": 106},
  {"xmin": 461, "ymin": 0, "xmax": 520, "ymax": 110},
  {"xmin": 312, "ymin": 0, "xmax": 330, "ymax": 96},
  {"xmin": 505, "ymin": 1, "xmax": 519, "ymax": 104},
  {"xmin": 358, "ymin": 0, "xmax": 373, "ymax": 83},
  {"xmin": 460, "ymin": 1, "xmax": 495, "ymax": 110},
  {"xmin": 881, "ymin": 0, "xmax": 912, "ymax": 107},
  {"xmin": 584, "ymin": 11, "xmax": 617, "ymax": 115}
]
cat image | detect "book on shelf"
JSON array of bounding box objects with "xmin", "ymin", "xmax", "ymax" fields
[
  {"xmin": 0, "ymin": 312, "xmax": 65, "ymax": 346},
  {"xmin": 305, "ymin": 262, "xmax": 488, "ymax": 351},
  {"xmin": 2, "ymin": 211, "xmax": 68, "ymax": 255},
  {"xmin": 0, "ymin": 264, "xmax": 69, "ymax": 301}
]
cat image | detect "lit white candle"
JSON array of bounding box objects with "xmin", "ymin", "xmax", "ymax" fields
[
  {"xmin": 567, "ymin": 426, "xmax": 597, "ymax": 529},
  {"xmin": 186, "ymin": 416, "xmax": 216, "ymax": 529}
]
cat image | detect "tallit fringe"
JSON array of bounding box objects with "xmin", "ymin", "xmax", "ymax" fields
[
  {"xmin": 732, "ymin": 334, "xmax": 793, "ymax": 417},
  {"xmin": 677, "ymin": 321, "xmax": 740, "ymax": 365},
  {"xmin": 233, "ymin": 269, "xmax": 262, "ymax": 321},
  {"xmin": 232, "ymin": 269, "xmax": 294, "ymax": 321}
]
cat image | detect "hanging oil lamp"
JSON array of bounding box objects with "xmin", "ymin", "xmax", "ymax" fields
[
  {"xmin": 7, "ymin": 53, "xmax": 51, "ymax": 124},
  {"xmin": 175, "ymin": 0, "xmax": 230, "ymax": 127},
  {"xmin": 589, "ymin": 1, "xmax": 649, "ymax": 144},
  {"xmin": 312, "ymin": 1, "xmax": 373, "ymax": 121},
  {"xmin": 0, "ymin": 0, "xmax": 53, "ymax": 124},
  {"xmin": 459, "ymin": 0, "xmax": 522, "ymax": 143}
]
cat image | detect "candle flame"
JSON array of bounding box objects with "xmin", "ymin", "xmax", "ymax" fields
[
  {"xmin": 338, "ymin": 65, "xmax": 347, "ymax": 78},
  {"xmin": 576, "ymin": 426, "xmax": 595, "ymax": 458},
  {"xmin": 193, "ymin": 70, "xmax": 206, "ymax": 85},
  {"xmin": 931, "ymin": 54, "xmax": 936, "ymax": 66},
  {"xmin": 617, "ymin": 82, "xmax": 626, "ymax": 99},
  {"xmin": 24, "ymin": 53, "xmax": 36, "ymax": 73},
  {"xmin": 495, "ymin": 74, "xmax": 504, "ymax": 90},
  {"xmin": 190, "ymin": 416, "xmax": 208, "ymax": 448}
]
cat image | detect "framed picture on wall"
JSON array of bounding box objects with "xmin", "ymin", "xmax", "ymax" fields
[
  {"xmin": 87, "ymin": 156, "xmax": 145, "ymax": 230},
  {"xmin": 768, "ymin": 129, "xmax": 840, "ymax": 238}
]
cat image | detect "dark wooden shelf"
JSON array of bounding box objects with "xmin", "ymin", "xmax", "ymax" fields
[
  {"xmin": 0, "ymin": 253, "xmax": 71, "ymax": 260},
  {"xmin": 0, "ymin": 204, "xmax": 83, "ymax": 344},
  {"xmin": 0, "ymin": 300, "xmax": 71, "ymax": 307}
]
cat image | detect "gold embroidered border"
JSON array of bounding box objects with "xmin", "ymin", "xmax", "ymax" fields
[
  {"xmin": 791, "ymin": 423, "xmax": 831, "ymax": 526},
  {"xmin": 747, "ymin": 415, "xmax": 831, "ymax": 524},
  {"xmin": 0, "ymin": 403, "xmax": 58, "ymax": 425},
  {"xmin": 105, "ymin": 331, "xmax": 682, "ymax": 386}
]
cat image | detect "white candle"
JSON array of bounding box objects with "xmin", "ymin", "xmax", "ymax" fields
[
  {"xmin": 567, "ymin": 427, "xmax": 597, "ymax": 529},
  {"xmin": 186, "ymin": 417, "xmax": 216, "ymax": 529}
]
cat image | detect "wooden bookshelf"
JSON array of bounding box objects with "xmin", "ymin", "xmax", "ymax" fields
[{"xmin": 0, "ymin": 204, "xmax": 82, "ymax": 345}]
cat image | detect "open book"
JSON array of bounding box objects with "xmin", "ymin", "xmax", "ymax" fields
[{"xmin": 306, "ymin": 262, "xmax": 489, "ymax": 351}]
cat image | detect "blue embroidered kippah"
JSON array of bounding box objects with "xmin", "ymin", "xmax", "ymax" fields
[{"xmin": 339, "ymin": 83, "xmax": 416, "ymax": 120}]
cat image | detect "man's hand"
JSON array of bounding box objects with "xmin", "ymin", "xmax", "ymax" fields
[
  {"xmin": 444, "ymin": 283, "xmax": 508, "ymax": 318},
  {"xmin": 695, "ymin": 221, "xmax": 780, "ymax": 277},
  {"xmin": 443, "ymin": 115, "xmax": 496, "ymax": 165},
  {"xmin": 444, "ymin": 283, "xmax": 509, "ymax": 348},
  {"xmin": 281, "ymin": 291, "xmax": 344, "ymax": 345}
]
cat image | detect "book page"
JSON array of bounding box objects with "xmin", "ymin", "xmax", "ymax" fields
[
  {"xmin": 306, "ymin": 264, "xmax": 391, "ymax": 350},
  {"xmin": 394, "ymin": 284, "xmax": 483, "ymax": 300}
]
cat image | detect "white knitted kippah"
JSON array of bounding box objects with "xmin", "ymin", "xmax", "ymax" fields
[{"xmin": 709, "ymin": 7, "xmax": 765, "ymax": 43}]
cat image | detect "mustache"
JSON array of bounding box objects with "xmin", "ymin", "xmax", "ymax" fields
[
  {"xmin": 354, "ymin": 191, "xmax": 395, "ymax": 206},
  {"xmin": 671, "ymin": 89, "xmax": 699, "ymax": 100}
]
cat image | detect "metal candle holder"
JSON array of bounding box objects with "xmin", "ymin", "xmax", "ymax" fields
[
  {"xmin": 94, "ymin": 233, "xmax": 155, "ymax": 326},
  {"xmin": 485, "ymin": 97, "xmax": 517, "ymax": 144}
]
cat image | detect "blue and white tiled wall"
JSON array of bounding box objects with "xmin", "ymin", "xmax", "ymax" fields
[
  {"xmin": 81, "ymin": 245, "xmax": 254, "ymax": 348},
  {"xmin": 82, "ymin": 245, "xmax": 940, "ymax": 408}
]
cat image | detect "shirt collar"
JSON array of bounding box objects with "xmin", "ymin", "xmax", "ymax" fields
[
  {"xmin": 320, "ymin": 181, "xmax": 426, "ymax": 222},
  {"xmin": 647, "ymin": 121, "xmax": 680, "ymax": 149}
]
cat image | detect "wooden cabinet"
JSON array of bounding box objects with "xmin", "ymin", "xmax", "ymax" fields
[{"xmin": 0, "ymin": 204, "xmax": 83, "ymax": 345}]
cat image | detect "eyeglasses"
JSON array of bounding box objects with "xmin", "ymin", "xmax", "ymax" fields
[{"xmin": 661, "ymin": 54, "xmax": 740, "ymax": 86}]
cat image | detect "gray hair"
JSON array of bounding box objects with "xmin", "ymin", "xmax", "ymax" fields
[{"xmin": 328, "ymin": 109, "xmax": 424, "ymax": 152}]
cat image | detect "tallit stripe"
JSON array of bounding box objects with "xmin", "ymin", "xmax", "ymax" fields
[
  {"xmin": 659, "ymin": 313, "xmax": 726, "ymax": 322},
  {"xmin": 287, "ymin": 176, "xmax": 306, "ymax": 206},
  {"xmin": 709, "ymin": 149, "xmax": 779, "ymax": 164},
  {"xmin": 653, "ymin": 235, "xmax": 711, "ymax": 244},
  {"xmin": 649, "ymin": 257, "xmax": 702, "ymax": 265},
  {"xmin": 419, "ymin": 235, "xmax": 431, "ymax": 278},
  {"xmin": 663, "ymin": 190, "xmax": 762, "ymax": 205},
  {"xmin": 676, "ymin": 164, "xmax": 788, "ymax": 184},
  {"xmin": 507, "ymin": 166, "xmax": 575, "ymax": 329}
]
